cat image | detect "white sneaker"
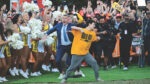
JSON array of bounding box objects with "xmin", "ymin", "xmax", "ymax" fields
[
  {"xmin": 1, "ymin": 77, "xmax": 8, "ymax": 82},
  {"xmin": 96, "ymin": 78, "xmax": 104, "ymax": 82},
  {"xmin": 52, "ymin": 68, "xmax": 59, "ymax": 72},
  {"xmin": 20, "ymin": 69, "xmax": 28, "ymax": 78},
  {"xmin": 46, "ymin": 66, "xmax": 50, "ymax": 71},
  {"xmin": 9, "ymin": 68, "xmax": 16, "ymax": 76},
  {"xmin": 61, "ymin": 79, "xmax": 67, "ymax": 83},
  {"xmin": 26, "ymin": 69, "xmax": 29, "ymax": 76},
  {"xmin": 14, "ymin": 67, "xmax": 19, "ymax": 76},
  {"xmin": 0, "ymin": 80, "xmax": 3, "ymax": 82},
  {"xmin": 78, "ymin": 70, "xmax": 85, "ymax": 77},
  {"xmin": 30, "ymin": 72, "xmax": 38, "ymax": 76},
  {"xmin": 123, "ymin": 67, "xmax": 128, "ymax": 71},
  {"xmin": 42, "ymin": 65, "xmax": 47, "ymax": 71},
  {"xmin": 0, "ymin": 77, "xmax": 3, "ymax": 82},
  {"xmin": 36, "ymin": 71, "xmax": 42, "ymax": 76},
  {"xmin": 58, "ymin": 74, "xmax": 65, "ymax": 79},
  {"xmin": 74, "ymin": 70, "xmax": 85, "ymax": 77},
  {"xmin": 111, "ymin": 65, "xmax": 117, "ymax": 69},
  {"xmin": 74, "ymin": 71, "xmax": 79, "ymax": 75}
]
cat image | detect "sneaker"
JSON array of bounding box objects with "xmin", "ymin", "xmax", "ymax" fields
[
  {"xmin": 123, "ymin": 67, "xmax": 128, "ymax": 71},
  {"xmin": 26, "ymin": 69, "xmax": 29, "ymax": 76},
  {"xmin": 9, "ymin": 68, "xmax": 16, "ymax": 76},
  {"xmin": 0, "ymin": 80, "xmax": 3, "ymax": 83},
  {"xmin": 36, "ymin": 71, "xmax": 42, "ymax": 76},
  {"xmin": 96, "ymin": 78, "xmax": 104, "ymax": 82},
  {"xmin": 58, "ymin": 74, "xmax": 65, "ymax": 79},
  {"xmin": 79, "ymin": 70, "xmax": 85, "ymax": 77},
  {"xmin": 14, "ymin": 67, "xmax": 19, "ymax": 76},
  {"xmin": 75, "ymin": 70, "xmax": 85, "ymax": 77},
  {"xmin": 104, "ymin": 66, "xmax": 109, "ymax": 70},
  {"xmin": 1, "ymin": 77, "xmax": 8, "ymax": 82},
  {"xmin": 42, "ymin": 64, "xmax": 47, "ymax": 71},
  {"xmin": 52, "ymin": 68, "xmax": 59, "ymax": 72},
  {"xmin": 46, "ymin": 66, "xmax": 50, "ymax": 71},
  {"xmin": 111, "ymin": 65, "xmax": 117, "ymax": 69},
  {"xmin": 61, "ymin": 79, "xmax": 67, "ymax": 83},
  {"xmin": 74, "ymin": 71, "xmax": 79, "ymax": 75},
  {"xmin": 20, "ymin": 69, "xmax": 28, "ymax": 78},
  {"xmin": 30, "ymin": 72, "xmax": 38, "ymax": 76},
  {"xmin": 48, "ymin": 65, "xmax": 51, "ymax": 68},
  {"xmin": 0, "ymin": 77, "xmax": 3, "ymax": 82}
]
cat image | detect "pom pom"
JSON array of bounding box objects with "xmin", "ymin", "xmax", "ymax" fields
[
  {"xmin": 7, "ymin": 33, "xmax": 21, "ymax": 41},
  {"xmin": 23, "ymin": 2, "xmax": 39, "ymax": 12},
  {"xmin": 23, "ymin": 2, "xmax": 31, "ymax": 12},
  {"xmin": 7, "ymin": 33, "xmax": 24, "ymax": 50},
  {"xmin": 42, "ymin": 0, "xmax": 53, "ymax": 8},
  {"xmin": 52, "ymin": 11, "xmax": 62, "ymax": 19},
  {"xmin": 37, "ymin": 31, "xmax": 45, "ymax": 39},
  {"xmin": 44, "ymin": 36, "xmax": 55, "ymax": 46},
  {"xmin": 20, "ymin": 26, "xmax": 31, "ymax": 34},
  {"xmin": 29, "ymin": 18, "xmax": 42, "ymax": 31},
  {"xmin": 11, "ymin": 40, "xmax": 24, "ymax": 50},
  {"xmin": 49, "ymin": 32, "xmax": 57, "ymax": 37}
]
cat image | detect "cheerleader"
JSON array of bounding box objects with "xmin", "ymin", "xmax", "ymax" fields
[
  {"xmin": 19, "ymin": 12, "xmax": 31, "ymax": 78},
  {"xmin": 31, "ymin": 37, "xmax": 40, "ymax": 76},
  {"xmin": 4, "ymin": 29, "xmax": 13, "ymax": 75},
  {"xmin": 10, "ymin": 14, "xmax": 23, "ymax": 76},
  {"xmin": 0, "ymin": 22, "xmax": 11, "ymax": 82},
  {"xmin": 31, "ymin": 21, "xmax": 45, "ymax": 76},
  {"xmin": 47, "ymin": 14, "xmax": 59, "ymax": 72},
  {"xmin": 42, "ymin": 8, "xmax": 57, "ymax": 72},
  {"xmin": 42, "ymin": 14, "xmax": 52, "ymax": 71}
]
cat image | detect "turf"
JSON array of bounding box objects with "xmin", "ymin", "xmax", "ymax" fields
[{"xmin": 4, "ymin": 65, "xmax": 150, "ymax": 84}]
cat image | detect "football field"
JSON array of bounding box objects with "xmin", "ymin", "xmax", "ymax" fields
[{"xmin": 5, "ymin": 65, "xmax": 150, "ymax": 84}]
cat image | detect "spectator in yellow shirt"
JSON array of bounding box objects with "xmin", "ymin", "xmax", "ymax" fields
[{"xmin": 61, "ymin": 20, "xmax": 103, "ymax": 83}]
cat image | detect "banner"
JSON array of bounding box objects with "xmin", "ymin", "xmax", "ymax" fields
[
  {"xmin": 12, "ymin": 2, "xmax": 17, "ymax": 10},
  {"xmin": 137, "ymin": 0, "xmax": 146, "ymax": 7}
]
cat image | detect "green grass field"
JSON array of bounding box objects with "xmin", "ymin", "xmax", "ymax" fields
[{"xmin": 4, "ymin": 65, "xmax": 150, "ymax": 84}]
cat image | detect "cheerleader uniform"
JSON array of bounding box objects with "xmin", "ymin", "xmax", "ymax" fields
[
  {"xmin": 0, "ymin": 36, "xmax": 11, "ymax": 58},
  {"xmin": 32, "ymin": 38, "xmax": 44, "ymax": 53},
  {"xmin": 0, "ymin": 41, "xmax": 6, "ymax": 58},
  {"xmin": 43, "ymin": 24, "xmax": 57, "ymax": 52},
  {"xmin": 4, "ymin": 44, "xmax": 11, "ymax": 57},
  {"xmin": 32, "ymin": 41, "xmax": 38, "ymax": 53},
  {"xmin": 32, "ymin": 35, "xmax": 44, "ymax": 53},
  {"xmin": 17, "ymin": 25, "xmax": 23, "ymax": 41},
  {"xmin": 20, "ymin": 25, "xmax": 32, "ymax": 48}
]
